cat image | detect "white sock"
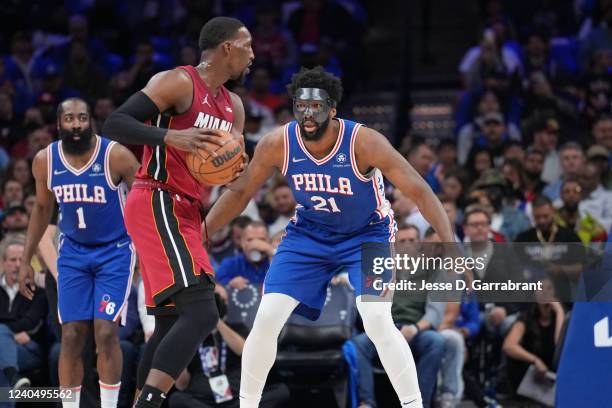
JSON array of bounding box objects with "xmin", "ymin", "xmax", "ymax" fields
[
  {"xmin": 239, "ymin": 293, "xmax": 298, "ymax": 407},
  {"xmin": 61, "ymin": 385, "xmax": 81, "ymax": 408},
  {"xmin": 356, "ymin": 298, "xmax": 422, "ymax": 407},
  {"xmin": 99, "ymin": 380, "xmax": 121, "ymax": 408}
]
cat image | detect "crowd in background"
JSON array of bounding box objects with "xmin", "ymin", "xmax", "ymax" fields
[{"xmin": 0, "ymin": 0, "xmax": 610, "ymax": 407}]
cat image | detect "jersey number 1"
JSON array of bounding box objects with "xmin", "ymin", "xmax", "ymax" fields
[
  {"xmin": 311, "ymin": 196, "xmax": 341, "ymax": 213},
  {"xmin": 76, "ymin": 207, "xmax": 87, "ymax": 229}
]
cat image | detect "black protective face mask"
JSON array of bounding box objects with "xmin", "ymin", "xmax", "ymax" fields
[
  {"xmin": 59, "ymin": 126, "xmax": 94, "ymax": 155},
  {"xmin": 293, "ymin": 87, "xmax": 335, "ymax": 142}
]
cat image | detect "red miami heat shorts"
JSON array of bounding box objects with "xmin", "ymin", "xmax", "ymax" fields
[{"xmin": 124, "ymin": 184, "xmax": 214, "ymax": 314}]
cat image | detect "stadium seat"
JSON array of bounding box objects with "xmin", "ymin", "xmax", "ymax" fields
[{"xmin": 276, "ymin": 283, "xmax": 357, "ymax": 408}]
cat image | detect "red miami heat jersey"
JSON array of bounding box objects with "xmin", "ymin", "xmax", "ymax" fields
[{"xmin": 136, "ymin": 65, "xmax": 235, "ymax": 199}]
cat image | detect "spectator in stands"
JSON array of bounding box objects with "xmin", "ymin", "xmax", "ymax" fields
[
  {"xmin": 216, "ymin": 221, "xmax": 274, "ymax": 289},
  {"xmin": 522, "ymin": 71, "xmax": 578, "ymax": 124},
  {"xmin": 23, "ymin": 194, "xmax": 36, "ymax": 216},
  {"xmin": 6, "ymin": 158, "xmax": 34, "ymax": 195},
  {"xmin": 1, "ymin": 180, "xmax": 23, "ymax": 213},
  {"xmin": 93, "ymin": 97, "xmax": 115, "ymax": 133},
  {"xmin": 502, "ymin": 140, "xmax": 525, "ymax": 163},
  {"xmin": 251, "ymin": 5, "xmax": 297, "ymax": 71},
  {"xmin": 179, "ymin": 45, "xmax": 199, "ymax": 67},
  {"xmin": 0, "ymin": 236, "xmax": 47, "ymax": 390},
  {"xmin": 25, "ymin": 126, "xmax": 53, "ymax": 160},
  {"xmin": 459, "ymin": 28, "xmax": 522, "ymax": 91},
  {"xmin": 0, "ymin": 92, "xmax": 22, "ymax": 153},
  {"xmin": 578, "ymin": 161, "xmax": 612, "ymax": 230},
  {"xmin": 465, "ymin": 112, "xmax": 512, "ymax": 168},
  {"xmin": 2, "ymin": 201, "xmax": 29, "ymax": 237},
  {"xmin": 579, "ymin": 2, "xmax": 612, "ymax": 71},
  {"xmin": 502, "ymin": 278, "xmax": 565, "ymax": 393},
  {"xmin": 273, "ymin": 104, "xmax": 293, "ymax": 126},
  {"xmin": 586, "ymin": 144, "xmax": 612, "ymax": 189},
  {"xmin": 267, "ymin": 180, "xmax": 296, "ymax": 237},
  {"xmin": 580, "ymin": 76, "xmax": 612, "ymax": 127},
  {"xmin": 37, "ymin": 64, "xmax": 80, "ymax": 109},
  {"xmin": 441, "ymin": 172, "xmax": 466, "ymax": 215},
  {"xmin": 209, "ymin": 216, "xmax": 252, "ymax": 266},
  {"xmin": 439, "ymin": 196, "xmax": 464, "ymax": 241},
  {"xmin": 523, "ymin": 148, "xmax": 548, "ymax": 200},
  {"xmin": 4, "ymin": 32, "xmax": 43, "ymax": 110},
  {"xmin": 353, "ymin": 228, "xmax": 445, "ymax": 408},
  {"xmin": 426, "ymin": 140, "xmax": 458, "ymax": 194},
  {"xmin": 391, "ymin": 188, "xmax": 430, "ymax": 240},
  {"xmin": 543, "ymin": 142, "xmax": 585, "ymax": 202},
  {"xmin": 124, "ymin": 39, "xmax": 165, "ymax": 94},
  {"xmin": 436, "ymin": 291, "xmax": 480, "ymax": 408},
  {"xmin": 501, "ymin": 159, "xmax": 527, "ymax": 206},
  {"xmin": 457, "ymin": 91, "xmax": 521, "ymax": 164},
  {"xmin": 406, "ymin": 138, "xmax": 435, "ymax": 182},
  {"xmin": 471, "ymin": 169, "xmax": 531, "ymax": 241},
  {"xmin": 592, "ymin": 114, "xmax": 612, "ymax": 155},
  {"xmin": 462, "ymin": 205, "xmax": 524, "ymax": 334},
  {"xmin": 516, "ymin": 196, "xmax": 583, "ymax": 299},
  {"xmin": 249, "ymin": 65, "xmax": 286, "ymax": 112},
  {"xmin": 465, "ymin": 146, "xmax": 494, "ymax": 184},
  {"xmin": 555, "ymin": 177, "xmax": 608, "ymax": 244},
  {"xmin": 169, "ymin": 294, "xmax": 290, "ymax": 408},
  {"xmin": 527, "ymin": 117, "xmax": 561, "ymax": 184},
  {"xmin": 63, "ymin": 42, "xmax": 108, "ymax": 102}
]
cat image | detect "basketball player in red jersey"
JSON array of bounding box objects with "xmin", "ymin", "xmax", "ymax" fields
[{"xmin": 103, "ymin": 17, "xmax": 253, "ymax": 408}]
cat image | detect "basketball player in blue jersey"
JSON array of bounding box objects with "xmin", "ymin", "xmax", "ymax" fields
[
  {"xmin": 205, "ymin": 67, "xmax": 455, "ymax": 408},
  {"xmin": 18, "ymin": 98, "xmax": 140, "ymax": 408}
]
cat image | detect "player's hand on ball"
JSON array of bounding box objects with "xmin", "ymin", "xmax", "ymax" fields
[
  {"xmin": 228, "ymin": 276, "xmax": 249, "ymax": 290},
  {"xmin": 164, "ymin": 127, "xmax": 226, "ymax": 161},
  {"xmin": 18, "ymin": 263, "xmax": 36, "ymax": 300}
]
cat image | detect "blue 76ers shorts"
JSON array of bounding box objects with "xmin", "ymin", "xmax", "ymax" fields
[
  {"xmin": 264, "ymin": 219, "xmax": 395, "ymax": 320},
  {"xmin": 57, "ymin": 235, "xmax": 135, "ymax": 325}
]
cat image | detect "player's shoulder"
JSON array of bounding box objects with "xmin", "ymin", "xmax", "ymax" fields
[
  {"xmin": 146, "ymin": 67, "xmax": 193, "ymax": 91},
  {"xmin": 259, "ymin": 124, "xmax": 287, "ymax": 149}
]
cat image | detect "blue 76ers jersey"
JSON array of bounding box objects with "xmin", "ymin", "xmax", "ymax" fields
[
  {"xmin": 47, "ymin": 136, "xmax": 129, "ymax": 245},
  {"xmin": 281, "ymin": 118, "xmax": 395, "ymax": 238}
]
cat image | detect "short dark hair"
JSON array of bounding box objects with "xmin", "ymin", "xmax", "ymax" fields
[
  {"xmin": 56, "ymin": 97, "xmax": 90, "ymax": 120},
  {"xmin": 464, "ymin": 204, "xmax": 491, "ymax": 224},
  {"xmin": 198, "ymin": 17, "xmax": 245, "ymax": 51},
  {"xmin": 287, "ymin": 66, "xmax": 343, "ymax": 105},
  {"xmin": 532, "ymin": 195, "xmax": 553, "ymax": 209},
  {"xmin": 230, "ymin": 215, "xmax": 252, "ymax": 229}
]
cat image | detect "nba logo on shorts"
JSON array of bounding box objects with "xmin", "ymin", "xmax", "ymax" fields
[{"xmin": 99, "ymin": 294, "xmax": 115, "ymax": 315}]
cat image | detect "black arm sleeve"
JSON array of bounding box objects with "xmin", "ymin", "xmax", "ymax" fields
[{"xmin": 102, "ymin": 91, "xmax": 167, "ymax": 146}]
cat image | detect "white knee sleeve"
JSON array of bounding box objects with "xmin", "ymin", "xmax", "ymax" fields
[
  {"xmin": 240, "ymin": 293, "xmax": 299, "ymax": 407},
  {"xmin": 356, "ymin": 297, "xmax": 423, "ymax": 407}
]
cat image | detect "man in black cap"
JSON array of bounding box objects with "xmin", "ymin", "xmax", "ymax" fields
[{"xmin": 2, "ymin": 201, "xmax": 29, "ymax": 237}]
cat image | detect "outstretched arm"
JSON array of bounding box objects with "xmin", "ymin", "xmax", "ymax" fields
[
  {"xmin": 355, "ymin": 127, "xmax": 454, "ymax": 242},
  {"xmin": 204, "ymin": 127, "xmax": 284, "ymax": 237},
  {"xmin": 20, "ymin": 149, "xmax": 56, "ymax": 299},
  {"xmin": 103, "ymin": 69, "xmax": 226, "ymax": 156}
]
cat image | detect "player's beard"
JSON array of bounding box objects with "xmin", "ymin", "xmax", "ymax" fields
[
  {"xmin": 300, "ymin": 117, "xmax": 330, "ymax": 141},
  {"xmin": 59, "ymin": 126, "xmax": 94, "ymax": 155}
]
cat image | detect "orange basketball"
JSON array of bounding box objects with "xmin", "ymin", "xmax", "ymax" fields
[{"xmin": 186, "ymin": 131, "xmax": 244, "ymax": 186}]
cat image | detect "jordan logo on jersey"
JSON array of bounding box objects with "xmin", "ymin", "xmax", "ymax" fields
[
  {"xmin": 53, "ymin": 184, "xmax": 107, "ymax": 204},
  {"xmin": 193, "ymin": 112, "xmax": 233, "ymax": 132},
  {"xmin": 292, "ymin": 173, "xmax": 354, "ymax": 196}
]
